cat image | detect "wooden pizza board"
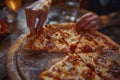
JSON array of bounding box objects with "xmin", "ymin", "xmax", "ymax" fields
[
  {"xmin": 6, "ymin": 32, "xmax": 67, "ymax": 80},
  {"xmin": 6, "ymin": 23, "xmax": 120, "ymax": 80},
  {"xmin": 7, "ymin": 33, "xmax": 29, "ymax": 80}
]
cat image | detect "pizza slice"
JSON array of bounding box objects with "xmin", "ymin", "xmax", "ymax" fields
[
  {"xmin": 22, "ymin": 26, "xmax": 68, "ymax": 52},
  {"xmin": 45, "ymin": 23, "xmax": 84, "ymax": 53},
  {"xmin": 75, "ymin": 31, "xmax": 120, "ymax": 53},
  {"xmin": 23, "ymin": 23, "xmax": 84, "ymax": 53},
  {"xmin": 77, "ymin": 50, "xmax": 120, "ymax": 80},
  {"xmin": 60, "ymin": 27, "xmax": 83, "ymax": 53},
  {"xmin": 41, "ymin": 23, "xmax": 79, "ymax": 52},
  {"xmin": 40, "ymin": 54, "xmax": 102, "ymax": 80},
  {"xmin": 92, "ymin": 31, "xmax": 120, "ymax": 50},
  {"xmin": 23, "ymin": 33, "xmax": 48, "ymax": 51}
]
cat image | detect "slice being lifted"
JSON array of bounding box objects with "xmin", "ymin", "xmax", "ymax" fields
[
  {"xmin": 22, "ymin": 23, "xmax": 120, "ymax": 80},
  {"xmin": 40, "ymin": 54, "xmax": 102, "ymax": 80},
  {"xmin": 77, "ymin": 50, "xmax": 120, "ymax": 80},
  {"xmin": 23, "ymin": 23, "xmax": 83, "ymax": 53}
]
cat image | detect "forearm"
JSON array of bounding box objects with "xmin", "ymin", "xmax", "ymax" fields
[
  {"xmin": 100, "ymin": 12, "xmax": 120, "ymax": 29},
  {"xmin": 79, "ymin": 9, "xmax": 120, "ymax": 28}
]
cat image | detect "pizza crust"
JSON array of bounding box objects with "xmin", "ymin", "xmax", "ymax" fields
[
  {"xmin": 21, "ymin": 23, "xmax": 120, "ymax": 80},
  {"xmin": 40, "ymin": 54, "xmax": 102, "ymax": 80}
]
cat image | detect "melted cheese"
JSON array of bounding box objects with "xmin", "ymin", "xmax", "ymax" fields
[
  {"xmin": 34, "ymin": 38, "xmax": 48, "ymax": 48},
  {"xmin": 51, "ymin": 32, "xmax": 62, "ymax": 40},
  {"xmin": 55, "ymin": 41, "xmax": 68, "ymax": 51}
]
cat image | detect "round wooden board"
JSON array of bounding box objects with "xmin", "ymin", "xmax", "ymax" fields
[
  {"xmin": 6, "ymin": 23, "xmax": 120, "ymax": 80},
  {"xmin": 6, "ymin": 32, "xmax": 67, "ymax": 80},
  {"xmin": 6, "ymin": 33, "xmax": 29, "ymax": 80}
]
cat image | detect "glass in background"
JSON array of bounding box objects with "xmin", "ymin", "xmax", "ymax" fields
[
  {"xmin": 4, "ymin": 0, "xmax": 21, "ymax": 23},
  {"xmin": 5, "ymin": 0, "xmax": 21, "ymax": 12},
  {"xmin": 46, "ymin": 6, "xmax": 63, "ymax": 24},
  {"xmin": 47, "ymin": 0, "xmax": 81, "ymax": 24},
  {"xmin": 60, "ymin": 0, "xmax": 81, "ymax": 22}
]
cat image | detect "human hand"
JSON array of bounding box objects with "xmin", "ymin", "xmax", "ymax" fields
[
  {"xmin": 25, "ymin": 0, "xmax": 52, "ymax": 34},
  {"xmin": 76, "ymin": 12, "xmax": 104, "ymax": 31}
]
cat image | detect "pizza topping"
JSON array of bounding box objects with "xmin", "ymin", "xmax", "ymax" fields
[
  {"xmin": 22, "ymin": 23, "xmax": 120, "ymax": 80},
  {"xmin": 40, "ymin": 54, "xmax": 102, "ymax": 80},
  {"xmin": 87, "ymin": 64, "xmax": 95, "ymax": 71},
  {"xmin": 59, "ymin": 38, "xmax": 67, "ymax": 44},
  {"xmin": 93, "ymin": 40, "xmax": 99, "ymax": 46},
  {"xmin": 47, "ymin": 40, "xmax": 56, "ymax": 50},
  {"xmin": 82, "ymin": 70, "xmax": 95, "ymax": 80},
  {"xmin": 61, "ymin": 32, "xmax": 70, "ymax": 38},
  {"xmin": 70, "ymin": 44, "xmax": 77, "ymax": 53},
  {"xmin": 84, "ymin": 34, "xmax": 93, "ymax": 41},
  {"xmin": 51, "ymin": 32, "xmax": 62, "ymax": 40},
  {"xmin": 96, "ymin": 69, "xmax": 111, "ymax": 80},
  {"xmin": 109, "ymin": 62, "xmax": 120, "ymax": 78},
  {"xmin": 96, "ymin": 46, "xmax": 105, "ymax": 50},
  {"xmin": 55, "ymin": 41, "xmax": 69, "ymax": 51},
  {"xmin": 94, "ymin": 57, "xmax": 107, "ymax": 67},
  {"xmin": 67, "ymin": 54, "xmax": 80, "ymax": 63},
  {"xmin": 64, "ymin": 62, "xmax": 73, "ymax": 71},
  {"xmin": 81, "ymin": 45, "xmax": 93, "ymax": 52}
]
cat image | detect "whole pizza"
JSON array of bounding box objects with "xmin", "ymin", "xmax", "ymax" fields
[{"xmin": 23, "ymin": 23, "xmax": 120, "ymax": 80}]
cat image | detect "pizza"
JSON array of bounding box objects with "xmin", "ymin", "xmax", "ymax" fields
[
  {"xmin": 23, "ymin": 23, "xmax": 83, "ymax": 53},
  {"xmin": 75, "ymin": 31, "xmax": 120, "ymax": 53},
  {"xmin": 77, "ymin": 50, "xmax": 120, "ymax": 80},
  {"xmin": 22, "ymin": 23, "xmax": 120, "ymax": 80},
  {"xmin": 40, "ymin": 54, "xmax": 102, "ymax": 80}
]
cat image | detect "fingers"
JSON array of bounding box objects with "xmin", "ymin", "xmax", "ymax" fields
[
  {"xmin": 25, "ymin": 9, "xmax": 47, "ymax": 34},
  {"xmin": 25, "ymin": 1, "xmax": 42, "ymax": 34},
  {"xmin": 30, "ymin": 10, "xmax": 39, "ymax": 34},
  {"xmin": 36, "ymin": 13, "xmax": 47, "ymax": 32},
  {"xmin": 25, "ymin": 7, "xmax": 39, "ymax": 34},
  {"xmin": 84, "ymin": 21, "xmax": 97, "ymax": 30},
  {"xmin": 76, "ymin": 12, "xmax": 94, "ymax": 27},
  {"xmin": 91, "ymin": 25, "xmax": 99, "ymax": 31},
  {"xmin": 76, "ymin": 12, "xmax": 100, "ymax": 31},
  {"xmin": 25, "ymin": 8, "xmax": 34, "ymax": 34},
  {"xmin": 25, "ymin": 0, "xmax": 50, "ymax": 34},
  {"xmin": 25, "ymin": 10, "xmax": 37, "ymax": 34}
]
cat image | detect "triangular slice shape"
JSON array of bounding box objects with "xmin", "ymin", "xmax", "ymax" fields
[
  {"xmin": 77, "ymin": 50, "xmax": 120, "ymax": 80},
  {"xmin": 40, "ymin": 54, "xmax": 102, "ymax": 80},
  {"xmin": 75, "ymin": 31, "xmax": 120, "ymax": 53}
]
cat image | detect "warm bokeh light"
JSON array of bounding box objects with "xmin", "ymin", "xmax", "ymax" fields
[{"xmin": 5, "ymin": 0, "xmax": 21, "ymax": 11}]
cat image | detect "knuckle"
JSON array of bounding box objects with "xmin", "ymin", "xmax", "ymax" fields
[
  {"xmin": 86, "ymin": 18, "xmax": 91, "ymax": 23},
  {"xmin": 81, "ymin": 16, "xmax": 86, "ymax": 20},
  {"xmin": 92, "ymin": 21, "xmax": 97, "ymax": 24}
]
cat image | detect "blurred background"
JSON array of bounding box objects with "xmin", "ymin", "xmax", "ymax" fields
[{"xmin": 0, "ymin": 0, "xmax": 120, "ymax": 80}]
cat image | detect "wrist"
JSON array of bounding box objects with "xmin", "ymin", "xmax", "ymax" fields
[{"xmin": 99, "ymin": 15, "xmax": 110, "ymax": 29}]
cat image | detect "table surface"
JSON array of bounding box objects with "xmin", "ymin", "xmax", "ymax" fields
[{"xmin": 0, "ymin": 4, "xmax": 120, "ymax": 80}]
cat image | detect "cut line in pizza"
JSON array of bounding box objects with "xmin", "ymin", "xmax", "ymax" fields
[{"xmin": 22, "ymin": 23, "xmax": 120, "ymax": 80}]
